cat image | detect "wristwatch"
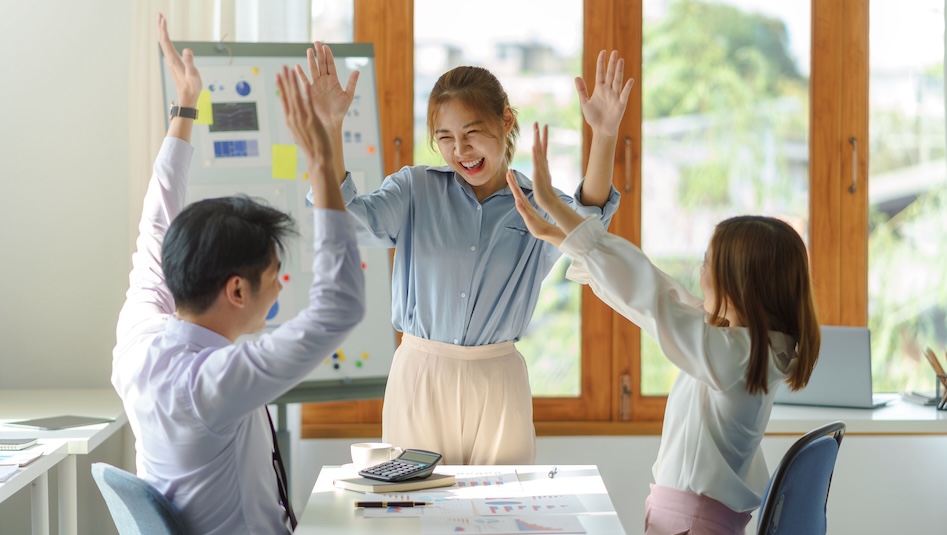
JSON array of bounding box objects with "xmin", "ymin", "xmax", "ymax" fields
[{"xmin": 169, "ymin": 102, "xmax": 199, "ymax": 121}]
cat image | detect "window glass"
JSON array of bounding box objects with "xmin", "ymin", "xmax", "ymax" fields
[
  {"xmin": 233, "ymin": 0, "xmax": 353, "ymax": 43},
  {"xmin": 414, "ymin": 0, "xmax": 584, "ymax": 396},
  {"xmin": 868, "ymin": 0, "xmax": 947, "ymax": 394},
  {"xmin": 641, "ymin": 0, "xmax": 811, "ymax": 394}
]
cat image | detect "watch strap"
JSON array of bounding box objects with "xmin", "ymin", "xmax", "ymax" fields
[{"xmin": 169, "ymin": 104, "xmax": 199, "ymax": 120}]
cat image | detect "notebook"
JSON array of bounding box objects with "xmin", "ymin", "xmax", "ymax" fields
[
  {"xmin": 333, "ymin": 472, "xmax": 456, "ymax": 493},
  {"xmin": 774, "ymin": 326, "xmax": 897, "ymax": 409},
  {"xmin": 0, "ymin": 438, "xmax": 37, "ymax": 451}
]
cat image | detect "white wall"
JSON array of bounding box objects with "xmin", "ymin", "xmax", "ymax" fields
[
  {"xmin": 296, "ymin": 434, "xmax": 947, "ymax": 535},
  {"xmin": 0, "ymin": 1, "xmax": 133, "ymax": 387}
]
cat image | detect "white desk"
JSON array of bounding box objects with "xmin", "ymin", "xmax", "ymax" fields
[
  {"xmin": 0, "ymin": 439, "xmax": 69, "ymax": 535},
  {"xmin": 297, "ymin": 464, "xmax": 626, "ymax": 534},
  {"xmin": 768, "ymin": 398, "xmax": 947, "ymax": 434},
  {"xmin": 0, "ymin": 389, "xmax": 127, "ymax": 535}
]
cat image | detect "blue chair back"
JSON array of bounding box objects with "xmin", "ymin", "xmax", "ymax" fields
[
  {"xmin": 91, "ymin": 462, "xmax": 187, "ymax": 535},
  {"xmin": 757, "ymin": 420, "xmax": 846, "ymax": 535}
]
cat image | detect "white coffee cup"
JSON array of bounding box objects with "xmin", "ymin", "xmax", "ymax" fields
[{"xmin": 350, "ymin": 442, "xmax": 404, "ymax": 469}]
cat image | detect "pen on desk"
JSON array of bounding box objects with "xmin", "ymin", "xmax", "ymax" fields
[
  {"xmin": 355, "ymin": 501, "xmax": 431, "ymax": 508},
  {"xmin": 548, "ymin": 466, "xmax": 557, "ymax": 479}
]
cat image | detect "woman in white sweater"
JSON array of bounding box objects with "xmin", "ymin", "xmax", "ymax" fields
[{"xmin": 507, "ymin": 124, "xmax": 821, "ymax": 535}]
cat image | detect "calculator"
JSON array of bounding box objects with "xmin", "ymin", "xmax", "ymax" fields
[{"xmin": 358, "ymin": 449, "xmax": 442, "ymax": 482}]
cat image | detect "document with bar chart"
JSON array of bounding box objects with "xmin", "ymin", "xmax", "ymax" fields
[
  {"xmin": 472, "ymin": 496, "xmax": 585, "ymax": 516},
  {"xmin": 420, "ymin": 516, "xmax": 586, "ymax": 534}
]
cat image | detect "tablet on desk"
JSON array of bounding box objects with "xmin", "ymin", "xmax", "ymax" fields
[{"xmin": 5, "ymin": 415, "xmax": 114, "ymax": 430}]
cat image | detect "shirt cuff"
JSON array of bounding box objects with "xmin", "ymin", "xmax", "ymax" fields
[
  {"xmin": 571, "ymin": 179, "xmax": 621, "ymax": 220},
  {"xmin": 559, "ymin": 215, "xmax": 607, "ymax": 258},
  {"xmin": 305, "ymin": 171, "xmax": 354, "ymax": 207},
  {"xmin": 339, "ymin": 172, "xmax": 357, "ymax": 203},
  {"xmin": 311, "ymin": 208, "xmax": 357, "ymax": 243}
]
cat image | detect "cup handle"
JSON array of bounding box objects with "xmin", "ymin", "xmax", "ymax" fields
[{"xmin": 390, "ymin": 446, "xmax": 404, "ymax": 460}]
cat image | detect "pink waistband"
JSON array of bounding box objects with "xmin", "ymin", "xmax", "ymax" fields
[{"xmin": 648, "ymin": 484, "xmax": 751, "ymax": 528}]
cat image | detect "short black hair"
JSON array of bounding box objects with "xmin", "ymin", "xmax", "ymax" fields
[{"xmin": 162, "ymin": 195, "xmax": 297, "ymax": 314}]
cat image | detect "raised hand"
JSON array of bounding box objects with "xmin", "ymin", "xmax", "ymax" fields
[
  {"xmin": 527, "ymin": 123, "xmax": 560, "ymax": 213},
  {"xmin": 505, "ymin": 123, "xmax": 585, "ymax": 247},
  {"xmin": 295, "ymin": 41, "xmax": 360, "ymax": 127},
  {"xmin": 157, "ymin": 13, "xmax": 202, "ymax": 108},
  {"xmin": 574, "ymin": 50, "xmax": 634, "ymax": 137},
  {"xmin": 506, "ymin": 170, "xmax": 566, "ymax": 247},
  {"xmin": 277, "ymin": 65, "xmax": 343, "ymax": 211},
  {"xmin": 276, "ymin": 66, "xmax": 332, "ymax": 165}
]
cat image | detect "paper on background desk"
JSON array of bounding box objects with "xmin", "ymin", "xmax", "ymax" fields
[
  {"xmin": 0, "ymin": 449, "xmax": 42, "ymax": 467},
  {"xmin": 420, "ymin": 516, "xmax": 586, "ymax": 534},
  {"xmin": 0, "ymin": 465, "xmax": 17, "ymax": 483}
]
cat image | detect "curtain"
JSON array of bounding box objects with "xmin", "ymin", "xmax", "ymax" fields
[{"xmin": 126, "ymin": 0, "xmax": 236, "ymax": 251}]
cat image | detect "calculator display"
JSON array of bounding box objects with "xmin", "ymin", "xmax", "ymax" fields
[{"xmin": 399, "ymin": 450, "xmax": 440, "ymax": 464}]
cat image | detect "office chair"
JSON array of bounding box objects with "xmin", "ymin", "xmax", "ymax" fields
[
  {"xmin": 757, "ymin": 420, "xmax": 846, "ymax": 535},
  {"xmin": 91, "ymin": 462, "xmax": 187, "ymax": 535}
]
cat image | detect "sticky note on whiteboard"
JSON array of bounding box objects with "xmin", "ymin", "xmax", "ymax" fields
[
  {"xmin": 195, "ymin": 89, "xmax": 213, "ymax": 125},
  {"xmin": 271, "ymin": 144, "xmax": 298, "ymax": 179}
]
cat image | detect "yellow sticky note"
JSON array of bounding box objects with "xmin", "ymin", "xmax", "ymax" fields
[
  {"xmin": 195, "ymin": 89, "xmax": 213, "ymax": 125},
  {"xmin": 271, "ymin": 145, "xmax": 298, "ymax": 180}
]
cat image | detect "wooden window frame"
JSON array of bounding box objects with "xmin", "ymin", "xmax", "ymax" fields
[{"xmin": 302, "ymin": 0, "xmax": 870, "ymax": 438}]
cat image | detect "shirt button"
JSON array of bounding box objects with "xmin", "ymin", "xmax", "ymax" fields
[
  {"xmin": 453, "ymin": 339, "xmax": 459, "ymax": 344},
  {"xmin": 470, "ymin": 245, "xmax": 476, "ymax": 251},
  {"xmin": 477, "ymin": 205, "xmax": 482, "ymax": 211},
  {"xmin": 461, "ymin": 292, "xmax": 466, "ymax": 298}
]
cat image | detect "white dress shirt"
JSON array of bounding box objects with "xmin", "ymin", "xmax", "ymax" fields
[
  {"xmin": 112, "ymin": 137, "xmax": 365, "ymax": 534},
  {"xmin": 561, "ymin": 216, "xmax": 797, "ymax": 513}
]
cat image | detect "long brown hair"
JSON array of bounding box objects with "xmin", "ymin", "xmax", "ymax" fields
[
  {"xmin": 707, "ymin": 216, "xmax": 820, "ymax": 395},
  {"xmin": 427, "ymin": 66, "xmax": 519, "ymax": 164}
]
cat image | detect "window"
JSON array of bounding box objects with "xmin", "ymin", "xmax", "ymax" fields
[
  {"xmin": 640, "ymin": 0, "xmax": 811, "ymax": 395},
  {"xmin": 233, "ymin": 0, "xmax": 353, "ymax": 42},
  {"xmin": 302, "ymin": 0, "xmax": 908, "ymax": 436},
  {"xmin": 868, "ymin": 0, "xmax": 947, "ymax": 394}
]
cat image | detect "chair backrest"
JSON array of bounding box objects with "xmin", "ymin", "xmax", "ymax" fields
[
  {"xmin": 757, "ymin": 420, "xmax": 846, "ymax": 535},
  {"xmin": 90, "ymin": 462, "xmax": 187, "ymax": 535}
]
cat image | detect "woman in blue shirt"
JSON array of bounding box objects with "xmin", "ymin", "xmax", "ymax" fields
[{"xmin": 301, "ymin": 44, "xmax": 632, "ymax": 464}]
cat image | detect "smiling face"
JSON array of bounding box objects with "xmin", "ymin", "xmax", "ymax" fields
[{"xmin": 434, "ymin": 100, "xmax": 513, "ymax": 200}]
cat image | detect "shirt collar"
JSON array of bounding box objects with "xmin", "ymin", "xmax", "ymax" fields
[
  {"xmin": 165, "ymin": 315, "xmax": 232, "ymax": 350},
  {"xmin": 448, "ymin": 168, "xmax": 534, "ymax": 202}
]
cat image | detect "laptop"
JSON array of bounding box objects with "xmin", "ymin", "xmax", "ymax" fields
[{"xmin": 774, "ymin": 326, "xmax": 897, "ymax": 409}]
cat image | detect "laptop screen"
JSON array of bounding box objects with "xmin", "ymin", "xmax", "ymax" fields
[{"xmin": 774, "ymin": 326, "xmax": 886, "ymax": 409}]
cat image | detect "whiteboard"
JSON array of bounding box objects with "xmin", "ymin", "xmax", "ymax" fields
[{"xmin": 161, "ymin": 42, "xmax": 395, "ymax": 382}]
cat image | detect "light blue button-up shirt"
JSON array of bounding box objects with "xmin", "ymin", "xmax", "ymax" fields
[{"xmin": 327, "ymin": 165, "xmax": 619, "ymax": 346}]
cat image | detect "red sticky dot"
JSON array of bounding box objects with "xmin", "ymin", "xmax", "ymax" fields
[
  {"xmin": 282, "ymin": 274, "xmax": 290, "ymax": 282},
  {"xmin": 361, "ymin": 262, "xmax": 367, "ymax": 270},
  {"xmin": 367, "ymin": 145, "xmax": 376, "ymax": 154}
]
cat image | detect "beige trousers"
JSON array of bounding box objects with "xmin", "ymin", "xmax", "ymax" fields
[{"xmin": 381, "ymin": 334, "xmax": 536, "ymax": 465}]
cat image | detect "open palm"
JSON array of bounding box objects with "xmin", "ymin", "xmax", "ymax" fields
[{"xmin": 575, "ymin": 50, "xmax": 634, "ymax": 136}]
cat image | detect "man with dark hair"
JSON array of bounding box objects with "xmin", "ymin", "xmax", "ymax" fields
[{"xmin": 111, "ymin": 15, "xmax": 364, "ymax": 534}]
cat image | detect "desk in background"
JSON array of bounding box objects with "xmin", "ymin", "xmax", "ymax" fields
[
  {"xmin": 0, "ymin": 439, "xmax": 69, "ymax": 535},
  {"xmin": 0, "ymin": 389, "xmax": 128, "ymax": 535},
  {"xmin": 297, "ymin": 464, "xmax": 626, "ymax": 535},
  {"xmin": 768, "ymin": 398, "xmax": 947, "ymax": 434}
]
